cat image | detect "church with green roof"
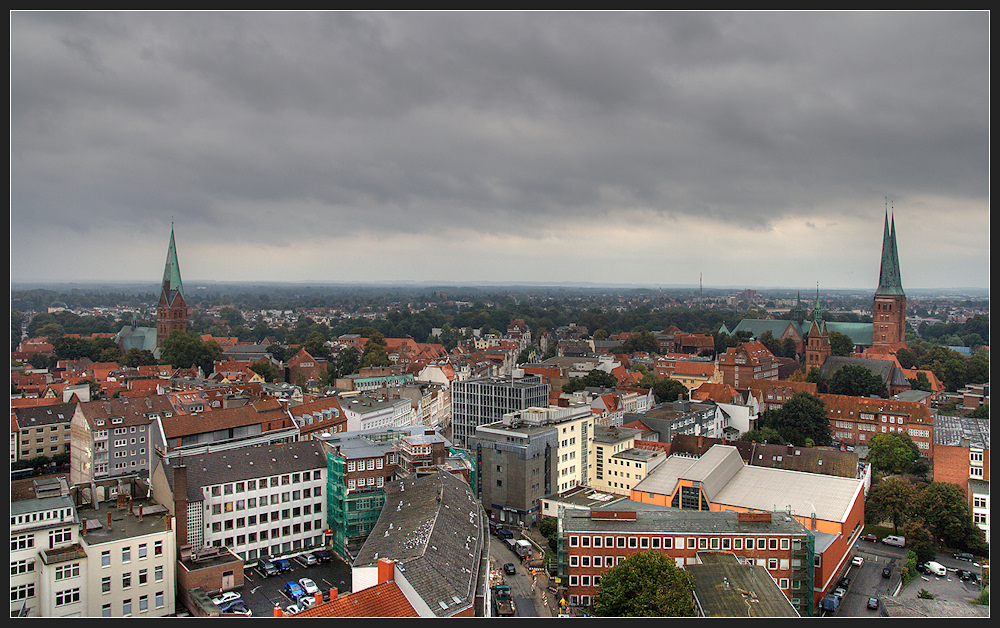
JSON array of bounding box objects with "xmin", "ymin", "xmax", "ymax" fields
[{"xmin": 719, "ymin": 212, "xmax": 906, "ymax": 365}]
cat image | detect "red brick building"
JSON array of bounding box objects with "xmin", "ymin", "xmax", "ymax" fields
[
  {"xmin": 718, "ymin": 341, "xmax": 779, "ymax": 388},
  {"xmin": 560, "ymin": 508, "xmax": 817, "ymax": 616},
  {"xmin": 819, "ymin": 394, "xmax": 934, "ymax": 457},
  {"xmin": 932, "ymin": 414, "xmax": 989, "ymax": 543}
]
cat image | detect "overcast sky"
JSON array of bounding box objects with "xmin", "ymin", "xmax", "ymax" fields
[{"xmin": 10, "ymin": 11, "xmax": 990, "ymax": 291}]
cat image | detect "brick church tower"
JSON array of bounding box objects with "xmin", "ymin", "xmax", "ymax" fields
[
  {"xmin": 804, "ymin": 287, "xmax": 831, "ymax": 369},
  {"xmin": 156, "ymin": 225, "xmax": 190, "ymax": 348},
  {"xmin": 872, "ymin": 212, "xmax": 906, "ymax": 347}
]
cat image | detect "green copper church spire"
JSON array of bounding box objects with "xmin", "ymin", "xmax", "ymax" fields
[
  {"xmin": 876, "ymin": 210, "xmax": 905, "ymax": 297},
  {"xmin": 161, "ymin": 223, "xmax": 185, "ymax": 303}
]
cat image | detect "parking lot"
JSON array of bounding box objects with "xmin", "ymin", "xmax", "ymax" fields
[
  {"xmin": 232, "ymin": 550, "xmax": 353, "ymax": 617},
  {"xmin": 827, "ymin": 540, "xmax": 986, "ymax": 617}
]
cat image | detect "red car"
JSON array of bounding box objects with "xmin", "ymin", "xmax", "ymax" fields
[{"xmin": 862, "ymin": 534, "xmax": 878, "ymax": 542}]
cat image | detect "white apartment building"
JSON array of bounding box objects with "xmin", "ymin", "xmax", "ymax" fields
[
  {"xmin": 78, "ymin": 501, "xmax": 177, "ymax": 618},
  {"xmin": 10, "ymin": 496, "xmax": 84, "ymax": 618},
  {"xmin": 152, "ymin": 440, "xmax": 328, "ymax": 562},
  {"xmin": 10, "ymin": 492, "xmax": 176, "ymax": 618},
  {"xmin": 340, "ymin": 395, "xmax": 414, "ymax": 432}
]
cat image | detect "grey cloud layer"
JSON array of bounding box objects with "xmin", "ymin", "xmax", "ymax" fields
[{"xmin": 10, "ymin": 11, "xmax": 989, "ymax": 283}]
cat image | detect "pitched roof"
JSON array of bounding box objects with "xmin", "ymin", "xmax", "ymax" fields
[
  {"xmin": 162, "ymin": 440, "xmax": 327, "ymax": 502},
  {"xmin": 78, "ymin": 394, "xmax": 176, "ymax": 428},
  {"xmin": 353, "ymin": 470, "xmax": 485, "ymax": 618},
  {"xmin": 292, "ymin": 580, "xmax": 418, "ymax": 618},
  {"xmin": 158, "ymin": 399, "xmax": 288, "ymax": 440}
]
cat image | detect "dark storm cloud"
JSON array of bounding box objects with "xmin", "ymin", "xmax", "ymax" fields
[{"xmin": 10, "ymin": 11, "xmax": 989, "ymax": 286}]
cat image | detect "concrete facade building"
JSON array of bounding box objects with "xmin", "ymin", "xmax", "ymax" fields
[
  {"xmin": 469, "ymin": 404, "xmax": 592, "ymax": 527},
  {"xmin": 13, "ymin": 401, "xmax": 75, "ymax": 462},
  {"xmin": 450, "ymin": 375, "xmax": 549, "ymax": 448},
  {"xmin": 70, "ymin": 395, "xmax": 174, "ymax": 485}
]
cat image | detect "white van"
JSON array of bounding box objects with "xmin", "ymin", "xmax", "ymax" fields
[
  {"xmin": 925, "ymin": 561, "xmax": 947, "ymax": 577},
  {"xmin": 882, "ymin": 535, "xmax": 905, "ymax": 547}
]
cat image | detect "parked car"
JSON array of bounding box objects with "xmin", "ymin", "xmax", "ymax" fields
[
  {"xmin": 867, "ymin": 597, "xmax": 879, "ymax": 610},
  {"xmin": 300, "ymin": 553, "xmax": 318, "ymax": 566},
  {"xmin": 833, "ymin": 587, "xmax": 846, "ymax": 600},
  {"xmin": 212, "ymin": 591, "xmax": 242, "ymax": 606},
  {"xmin": 915, "ymin": 562, "xmax": 930, "ymax": 574},
  {"xmin": 503, "ymin": 563, "xmax": 516, "ymax": 575},
  {"xmin": 311, "ymin": 549, "xmax": 333, "ymax": 563},
  {"xmin": 882, "ymin": 566, "xmax": 891, "ymax": 578},
  {"xmin": 882, "ymin": 535, "xmax": 905, "ymax": 547},
  {"xmin": 838, "ymin": 576, "xmax": 851, "ymax": 589},
  {"xmin": 220, "ymin": 600, "xmax": 252, "ymax": 616},
  {"xmin": 257, "ymin": 560, "xmax": 279, "ymax": 578},
  {"xmin": 925, "ymin": 561, "xmax": 947, "ymax": 577},
  {"xmin": 852, "ymin": 556, "xmax": 864, "ymax": 567},
  {"xmin": 284, "ymin": 604, "xmax": 302, "ymax": 616},
  {"xmin": 283, "ymin": 581, "xmax": 305, "ymax": 600},
  {"xmin": 299, "ymin": 578, "xmax": 320, "ymax": 595},
  {"xmin": 298, "ymin": 596, "xmax": 316, "ymax": 609},
  {"xmin": 953, "ymin": 552, "xmax": 974, "ymax": 562},
  {"xmin": 861, "ymin": 533, "xmax": 878, "ymax": 543},
  {"xmin": 962, "ymin": 572, "xmax": 980, "ymax": 584},
  {"xmin": 276, "ymin": 558, "xmax": 293, "ymax": 573}
]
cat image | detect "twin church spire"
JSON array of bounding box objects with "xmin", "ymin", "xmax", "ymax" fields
[{"xmin": 876, "ymin": 206, "xmax": 905, "ymax": 298}]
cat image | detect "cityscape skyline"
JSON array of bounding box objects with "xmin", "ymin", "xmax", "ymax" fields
[{"xmin": 11, "ymin": 12, "xmax": 990, "ymax": 290}]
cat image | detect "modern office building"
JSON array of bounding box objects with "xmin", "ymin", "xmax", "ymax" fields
[
  {"xmin": 469, "ymin": 404, "xmax": 592, "ymax": 527},
  {"xmin": 450, "ymin": 374, "xmax": 549, "ymax": 448}
]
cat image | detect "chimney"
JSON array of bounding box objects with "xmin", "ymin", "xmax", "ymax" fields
[
  {"xmin": 172, "ymin": 464, "xmax": 189, "ymax": 548},
  {"xmin": 165, "ymin": 514, "xmax": 172, "ymax": 531},
  {"xmin": 138, "ymin": 505, "xmax": 143, "ymax": 521},
  {"xmin": 81, "ymin": 518, "xmax": 87, "ymax": 536},
  {"xmin": 377, "ymin": 557, "xmax": 395, "ymax": 584},
  {"xmin": 107, "ymin": 511, "xmax": 112, "ymax": 531},
  {"xmin": 329, "ymin": 587, "xmax": 338, "ymax": 601},
  {"xmin": 315, "ymin": 591, "xmax": 323, "ymax": 606},
  {"xmin": 273, "ymin": 606, "xmax": 283, "ymax": 618}
]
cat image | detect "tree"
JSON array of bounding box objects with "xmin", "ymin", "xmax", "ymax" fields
[
  {"xmin": 652, "ymin": 378, "xmax": 687, "ymax": 405},
  {"xmin": 159, "ymin": 331, "xmax": 223, "ymax": 374},
  {"xmin": 917, "ymin": 482, "xmax": 980, "ymax": 549},
  {"xmin": 827, "ymin": 331, "xmax": 855, "ymax": 357},
  {"xmin": 866, "ymin": 433, "xmax": 919, "ymax": 476},
  {"xmin": 737, "ymin": 426, "xmax": 786, "ymax": 445},
  {"xmin": 865, "ymin": 476, "xmax": 916, "ymax": 535},
  {"xmin": 903, "ymin": 520, "xmax": 936, "ymax": 564},
  {"xmin": 360, "ymin": 340, "xmax": 391, "ymax": 368},
  {"xmin": 758, "ymin": 330, "xmax": 783, "ymax": 358},
  {"xmin": 907, "ymin": 371, "xmax": 933, "ymax": 392},
  {"xmin": 968, "ymin": 404, "xmax": 988, "ymax": 419},
  {"xmin": 780, "ymin": 337, "xmax": 798, "ymax": 359},
  {"xmin": 593, "ymin": 550, "xmax": 695, "ymax": 617},
  {"xmin": 828, "ymin": 365, "xmax": 887, "ymax": 398},
  {"xmin": 121, "ymin": 347, "xmax": 157, "ymax": 367},
  {"xmin": 249, "ymin": 359, "xmax": 280, "ymax": 383},
  {"xmin": 620, "ymin": 330, "xmax": 660, "ymax": 355},
  {"xmin": 537, "ymin": 516, "xmax": 559, "ymax": 553},
  {"xmin": 336, "ymin": 348, "xmax": 360, "ymax": 376},
  {"xmin": 763, "ymin": 392, "xmax": 831, "ymax": 446}
]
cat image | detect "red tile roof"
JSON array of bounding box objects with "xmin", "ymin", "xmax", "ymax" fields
[{"xmin": 291, "ymin": 581, "xmax": 418, "ymax": 618}]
